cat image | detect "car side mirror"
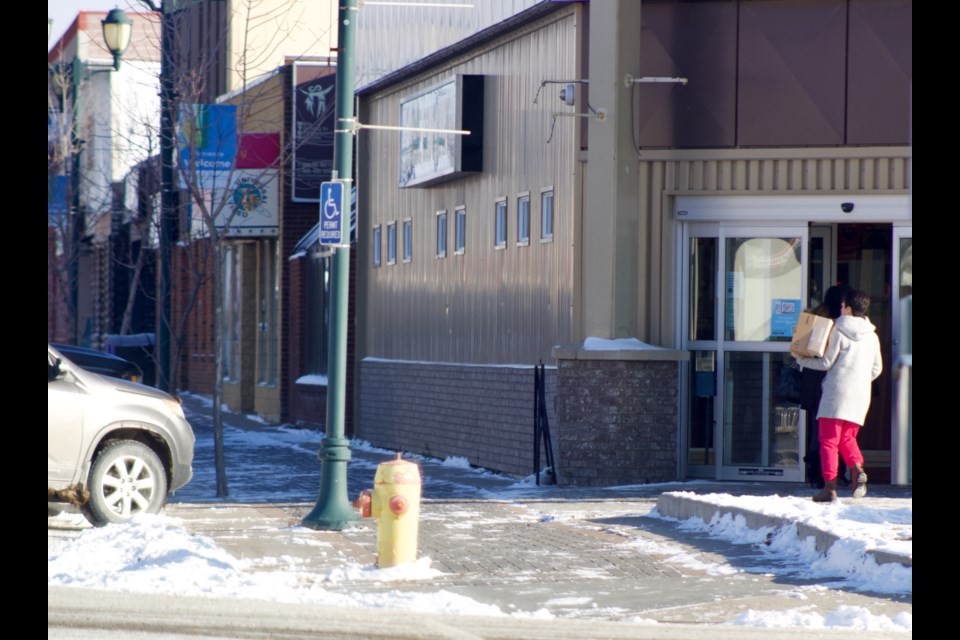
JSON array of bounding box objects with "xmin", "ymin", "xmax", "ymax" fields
[{"xmin": 48, "ymin": 357, "xmax": 62, "ymax": 382}]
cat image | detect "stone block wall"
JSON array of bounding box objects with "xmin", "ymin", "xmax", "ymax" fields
[{"xmin": 553, "ymin": 347, "xmax": 686, "ymax": 486}]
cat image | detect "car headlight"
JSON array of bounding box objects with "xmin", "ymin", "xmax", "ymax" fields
[{"xmin": 165, "ymin": 397, "xmax": 186, "ymax": 419}]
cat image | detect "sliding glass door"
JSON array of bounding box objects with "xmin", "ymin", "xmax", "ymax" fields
[{"xmin": 683, "ymin": 224, "xmax": 808, "ymax": 481}]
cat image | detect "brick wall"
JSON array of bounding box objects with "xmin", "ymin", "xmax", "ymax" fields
[
  {"xmin": 358, "ymin": 360, "xmax": 557, "ymax": 478},
  {"xmin": 554, "ymin": 356, "xmax": 683, "ymax": 486},
  {"xmin": 172, "ymin": 241, "xmax": 216, "ymax": 395},
  {"xmin": 290, "ymin": 382, "xmax": 328, "ymax": 429}
]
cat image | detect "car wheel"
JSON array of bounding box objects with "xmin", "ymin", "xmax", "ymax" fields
[{"xmin": 84, "ymin": 440, "xmax": 168, "ymax": 526}]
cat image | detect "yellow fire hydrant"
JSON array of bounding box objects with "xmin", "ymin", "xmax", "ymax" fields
[{"xmin": 353, "ymin": 453, "xmax": 421, "ymax": 568}]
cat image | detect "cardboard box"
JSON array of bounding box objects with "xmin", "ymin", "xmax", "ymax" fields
[{"xmin": 790, "ymin": 312, "xmax": 834, "ymax": 358}]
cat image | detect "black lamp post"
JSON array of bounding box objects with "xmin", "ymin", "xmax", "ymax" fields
[{"xmin": 157, "ymin": 4, "xmax": 177, "ymax": 394}]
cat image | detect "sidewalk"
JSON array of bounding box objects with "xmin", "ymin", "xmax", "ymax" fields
[{"xmin": 163, "ymin": 394, "xmax": 912, "ymax": 627}]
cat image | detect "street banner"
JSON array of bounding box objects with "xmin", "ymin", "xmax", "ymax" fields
[
  {"xmin": 237, "ymin": 132, "xmax": 280, "ymax": 169},
  {"xmin": 178, "ymin": 104, "xmax": 237, "ymax": 190},
  {"xmin": 292, "ymin": 63, "xmax": 336, "ymax": 202}
]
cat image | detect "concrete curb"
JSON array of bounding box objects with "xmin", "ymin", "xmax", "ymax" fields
[{"xmin": 655, "ymin": 493, "xmax": 912, "ymax": 568}]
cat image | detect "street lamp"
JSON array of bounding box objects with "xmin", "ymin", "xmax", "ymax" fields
[
  {"xmin": 101, "ymin": 9, "xmax": 134, "ymax": 71},
  {"xmin": 49, "ymin": 8, "xmax": 132, "ymax": 345}
]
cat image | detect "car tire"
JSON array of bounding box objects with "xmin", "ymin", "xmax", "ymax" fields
[{"xmin": 84, "ymin": 440, "xmax": 168, "ymax": 526}]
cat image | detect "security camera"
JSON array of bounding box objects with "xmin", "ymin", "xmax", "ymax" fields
[{"xmin": 840, "ymin": 202, "xmax": 854, "ymax": 213}]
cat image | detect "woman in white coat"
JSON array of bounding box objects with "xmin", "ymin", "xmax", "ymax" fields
[{"xmin": 793, "ymin": 289, "xmax": 883, "ymax": 502}]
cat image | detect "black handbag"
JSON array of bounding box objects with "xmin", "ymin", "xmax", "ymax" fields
[
  {"xmin": 799, "ymin": 367, "xmax": 826, "ymax": 411},
  {"xmin": 777, "ymin": 363, "xmax": 802, "ymax": 404}
]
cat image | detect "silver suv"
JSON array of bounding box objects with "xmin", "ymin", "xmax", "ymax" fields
[{"xmin": 48, "ymin": 344, "xmax": 195, "ymax": 526}]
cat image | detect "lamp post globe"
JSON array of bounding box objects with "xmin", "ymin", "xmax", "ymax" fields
[{"xmin": 101, "ymin": 9, "xmax": 133, "ymax": 70}]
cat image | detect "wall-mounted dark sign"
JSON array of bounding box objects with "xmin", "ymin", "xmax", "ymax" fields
[{"xmin": 398, "ymin": 75, "xmax": 483, "ymax": 188}]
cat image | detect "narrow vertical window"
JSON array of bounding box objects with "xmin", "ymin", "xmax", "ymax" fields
[
  {"xmin": 403, "ymin": 218, "xmax": 413, "ymax": 263},
  {"xmin": 387, "ymin": 222, "xmax": 397, "ymax": 265},
  {"xmin": 222, "ymin": 245, "xmax": 239, "ymax": 381},
  {"xmin": 372, "ymin": 225, "xmax": 382, "ymax": 267},
  {"xmin": 305, "ymin": 252, "xmax": 330, "ymax": 375},
  {"xmin": 494, "ymin": 198, "xmax": 507, "ymax": 249},
  {"xmin": 436, "ymin": 210, "xmax": 447, "ymax": 258},
  {"xmin": 257, "ymin": 238, "xmax": 279, "ymax": 385},
  {"xmin": 540, "ymin": 188, "xmax": 554, "ymax": 242},
  {"xmin": 517, "ymin": 193, "xmax": 530, "ymax": 246},
  {"xmin": 454, "ymin": 206, "xmax": 466, "ymax": 254}
]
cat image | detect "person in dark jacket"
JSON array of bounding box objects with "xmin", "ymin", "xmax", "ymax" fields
[{"xmin": 799, "ymin": 284, "xmax": 852, "ymax": 489}]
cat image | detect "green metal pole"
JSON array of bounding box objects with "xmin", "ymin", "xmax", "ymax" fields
[{"xmin": 302, "ymin": 0, "xmax": 361, "ymax": 531}]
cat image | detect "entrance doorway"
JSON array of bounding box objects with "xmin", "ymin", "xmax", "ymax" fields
[
  {"xmin": 822, "ymin": 223, "xmax": 893, "ymax": 483},
  {"xmin": 681, "ymin": 217, "xmax": 900, "ymax": 483}
]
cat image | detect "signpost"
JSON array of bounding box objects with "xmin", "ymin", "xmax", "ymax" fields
[
  {"xmin": 319, "ymin": 180, "xmax": 346, "ymax": 246},
  {"xmin": 301, "ymin": 0, "xmax": 360, "ymax": 531}
]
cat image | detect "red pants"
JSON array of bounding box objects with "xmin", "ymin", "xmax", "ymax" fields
[{"xmin": 818, "ymin": 417, "xmax": 864, "ymax": 481}]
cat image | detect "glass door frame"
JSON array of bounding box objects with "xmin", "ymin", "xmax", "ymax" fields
[
  {"xmin": 891, "ymin": 224, "xmax": 912, "ymax": 485},
  {"xmin": 681, "ymin": 222, "xmax": 810, "ymax": 482},
  {"xmin": 680, "ymin": 223, "xmax": 720, "ymax": 478}
]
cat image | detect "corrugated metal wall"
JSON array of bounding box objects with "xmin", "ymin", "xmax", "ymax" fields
[
  {"xmin": 358, "ymin": 6, "xmax": 579, "ymax": 365},
  {"xmin": 635, "ymin": 147, "xmax": 912, "ymax": 345},
  {"xmin": 355, "ymin": 0, "xmax": 542, "ymax": 88}
]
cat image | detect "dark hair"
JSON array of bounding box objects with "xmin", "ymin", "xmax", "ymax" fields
[
  {"xmin": 844, "ymin": 289, "xmax": 870, "ymax": 317},
  {"xmin": 821, "ymin": 284, "xmax": 853, "ymax": 319}
]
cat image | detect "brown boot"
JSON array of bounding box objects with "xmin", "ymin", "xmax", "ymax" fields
[
  {"xmin": 852, "ymin": 463, "xmax": 868, "ymax": 499},
  {"xmin": 812, "ymin": 479, "xmax": 837, "ymax": 503}
]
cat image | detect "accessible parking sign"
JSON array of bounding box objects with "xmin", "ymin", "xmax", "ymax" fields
[{"xmin": 319, "ymin": 181, "xmax": 346, "ymax": 245}]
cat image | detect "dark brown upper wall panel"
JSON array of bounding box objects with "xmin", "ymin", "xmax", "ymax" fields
[
  {"xmin": 636, "ymin": 0, "xmax": 738, "ymax": 149},
  {"xmin": 847, "ymin": 0, "xmax": 911, "ymax": 145},
  {"xmin": 738, "ymin": 0, "xmax": 847, "ymax": 147},
  {"xmin": 173, "ymin": 1, "xmax": 228, "ymax": 103}
]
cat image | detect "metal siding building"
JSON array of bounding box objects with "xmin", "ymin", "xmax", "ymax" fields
[
  {"xmin": 355, "ymin": 3, "xmax": 580, "ymax": 474},
  {"xmin": 358, "ymin": 7, "xmax": 577, "ymax": 364},
  {"xmin": 350, "ymin": 0, "xmax": 912, "ymax": 486}
]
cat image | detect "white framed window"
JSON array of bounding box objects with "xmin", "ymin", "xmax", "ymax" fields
[
  {"xmin": 436, "ymin": 210, "xmax": 447, "ymax": 258},
  {"xmin": 540, "ymin": 188, "xmax": 554, "ymax": 242},
  {"xmin": 387, "ymin": 222, "xmax": 397, "ymax": 265},
  {"xmin": 517, "ymin": 193, "xmax": 530, "ymax": 246},
  {"xmin": 494, "ymin": 198, "xmax": 507, "ymax": 249},
  {"xmin": 372, "ymin": 225, "xmax": 382, "ymax": 267},
  {"xmin": 403, "ymin": 218, "xmax": 413, "ymax": 263},
  {"xmin": 454, "ymin": 206, "xmax": 466, "ymax": 254}
]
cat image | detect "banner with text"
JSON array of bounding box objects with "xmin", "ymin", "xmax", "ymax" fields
[
  {"xmin": 292, "ymin": 63, "xmax": 336, "ymax": 202},
  {"xmin": 178, "ymin": 104, "xmax": 237, "ymax": 190}
]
